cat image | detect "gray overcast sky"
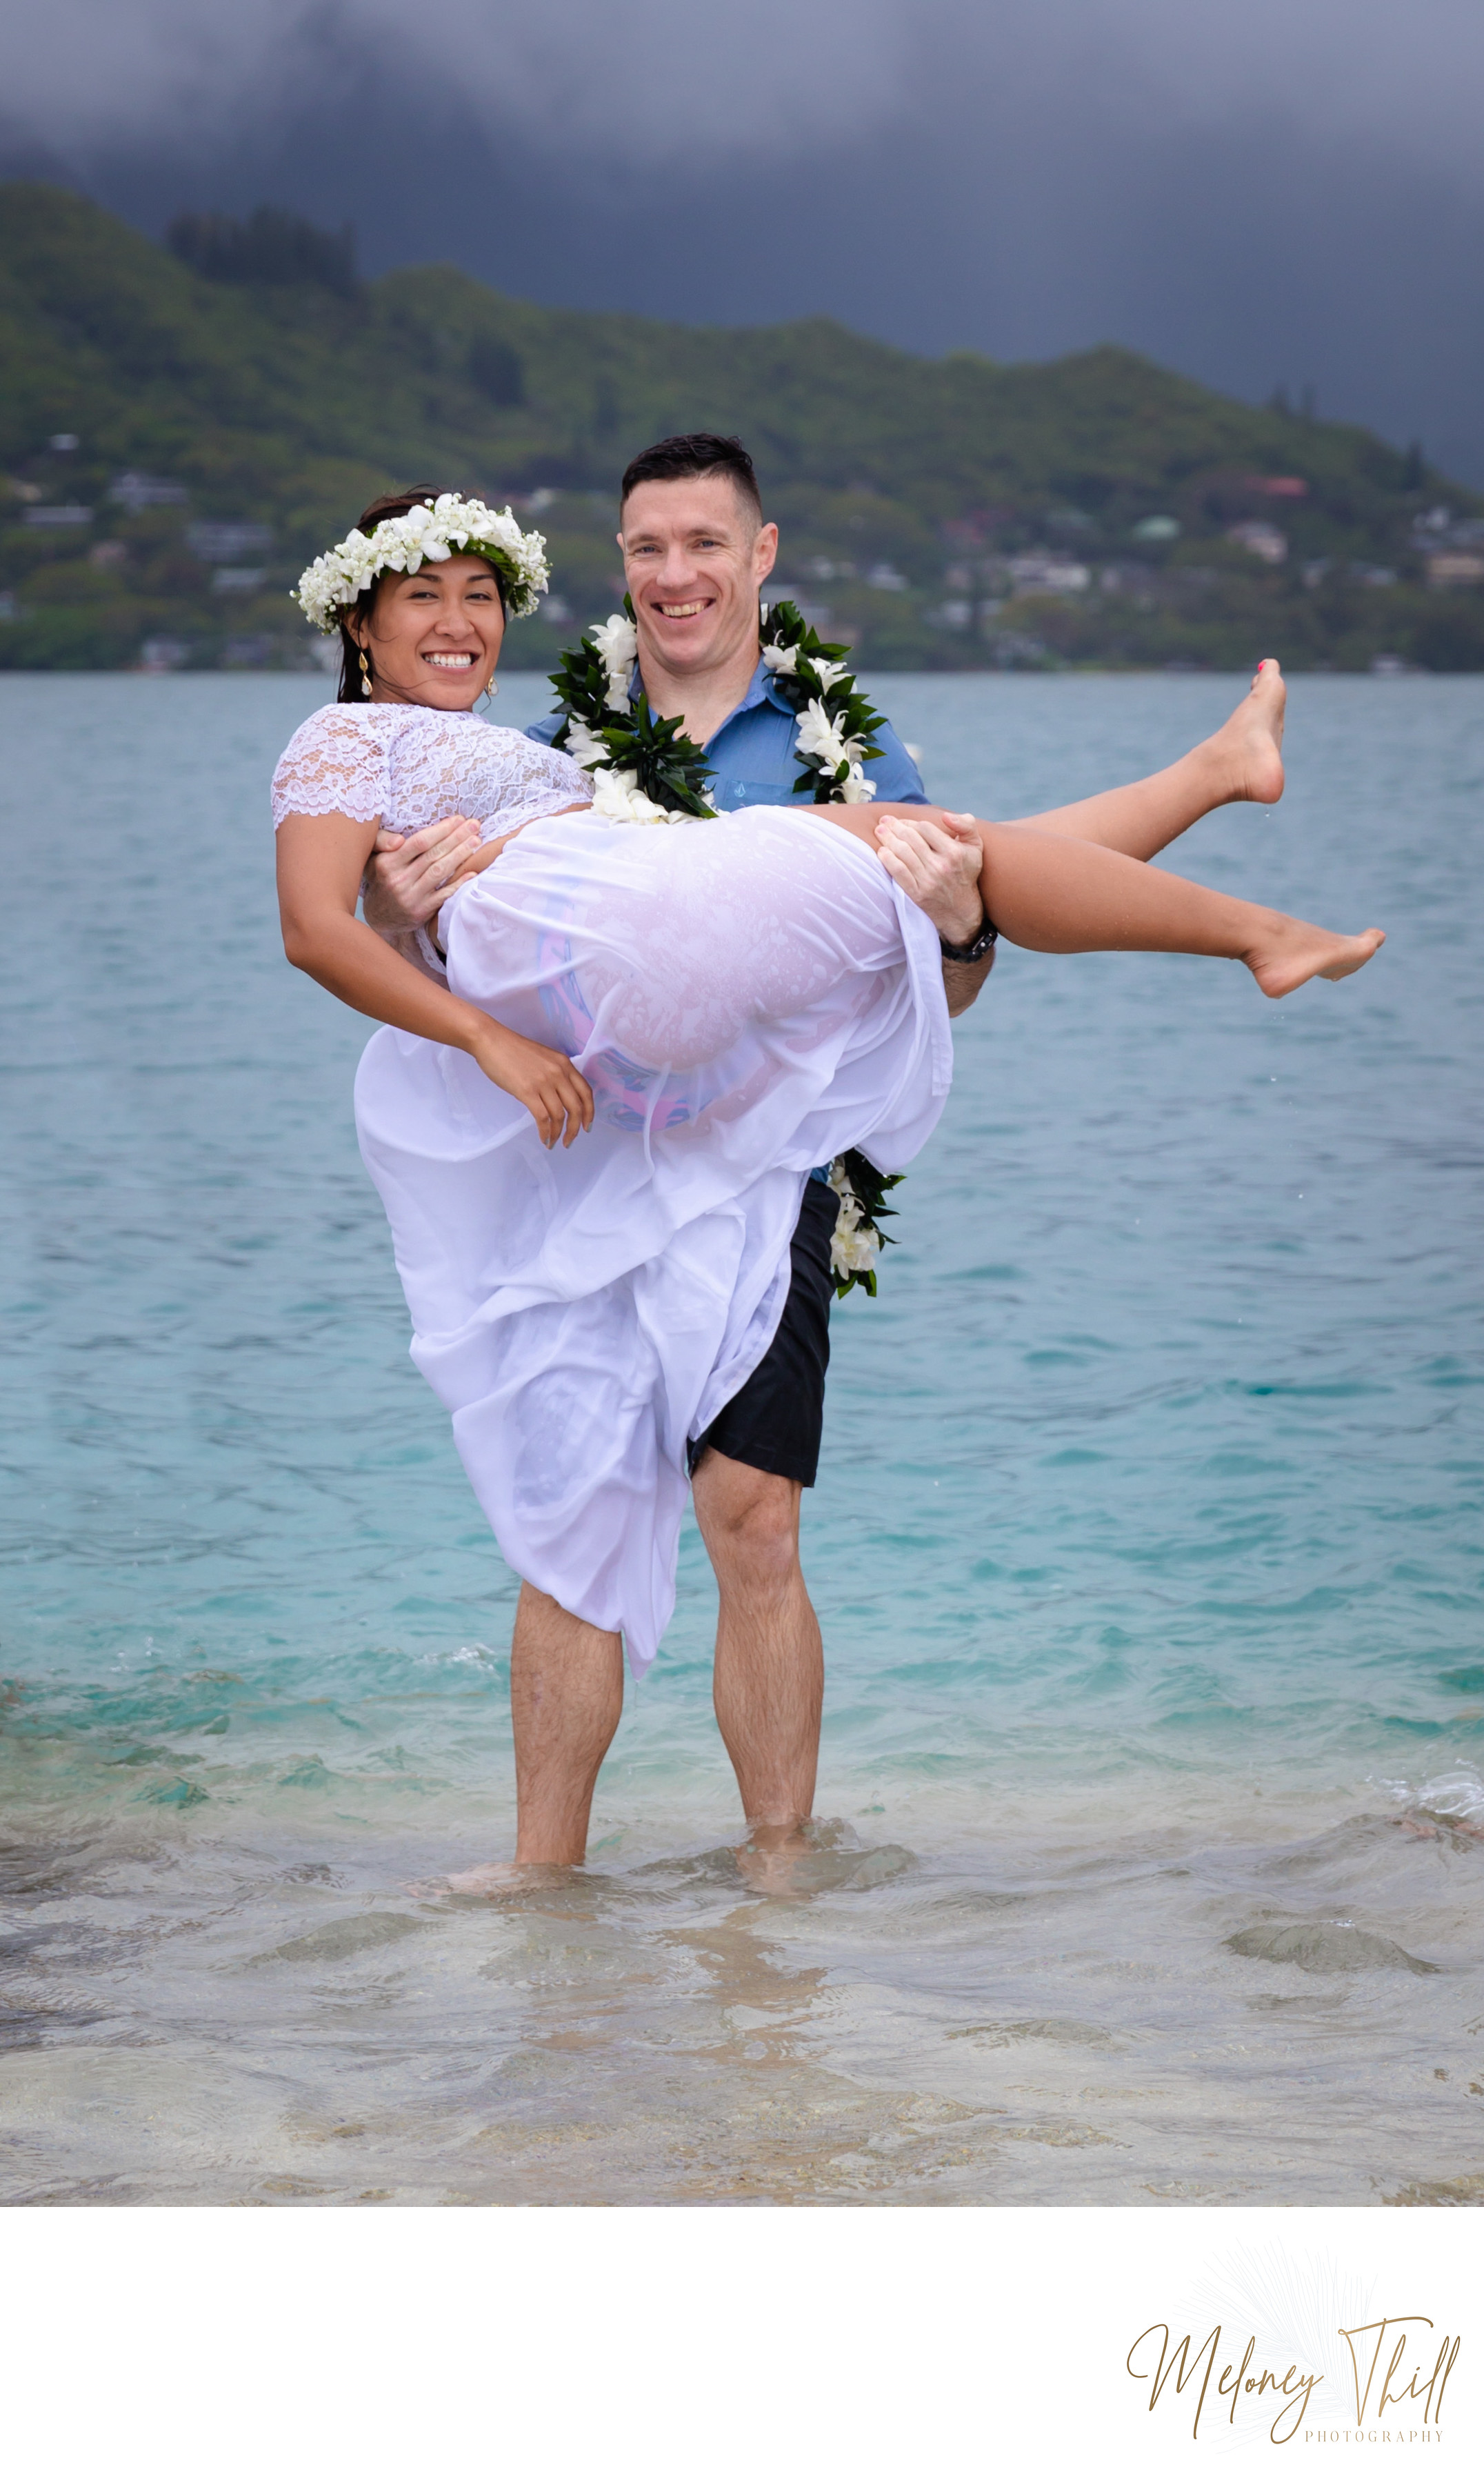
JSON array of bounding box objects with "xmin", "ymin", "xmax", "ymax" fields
[{"xmin": 7, "ymin": 0, "xmax": 1484, "ymax": 481}]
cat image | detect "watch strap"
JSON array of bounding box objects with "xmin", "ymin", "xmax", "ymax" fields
[{"xmin": 939, "ymin": 909, "xmax": 999, "ymax": 963}]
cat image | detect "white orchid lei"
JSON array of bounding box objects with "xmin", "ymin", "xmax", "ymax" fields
[
  {"xmin": 547, "ymin": 597, "xmax": 888, "ymax": 826},
  {"xmin": 757, "ymin": 605, "xmax": 885, "ymax": 806},
  {"xmin": 293, "ymin": 493, "xmax": 550, "ymax": 632}
]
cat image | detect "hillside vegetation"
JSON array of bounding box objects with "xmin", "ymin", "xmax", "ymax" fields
[{"xmin": 3, "ymin": 183, "xmax": 1482, "ymax": 674}]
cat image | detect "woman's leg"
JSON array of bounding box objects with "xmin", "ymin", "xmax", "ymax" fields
[
  {"xmin": 992, "ymin": 660, "xmax": 1287, "ymax": 861},
  {"xmin": 974, "ymin": 821, "xmax": 1383, "ymax": 999}
]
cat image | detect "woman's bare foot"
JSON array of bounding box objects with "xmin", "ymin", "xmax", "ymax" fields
[
  {"xmin": 1243, "ymin": 911, "xmax": 1385, "ymax": 999},
  {"xmin": 1207, "ymin": 659, "xmax": 1287, "ymax": 808}
]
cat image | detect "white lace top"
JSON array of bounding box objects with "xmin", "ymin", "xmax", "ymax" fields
[{"xmin": 271, "ymin": 703, "xmax": 590, "ymax": 842}]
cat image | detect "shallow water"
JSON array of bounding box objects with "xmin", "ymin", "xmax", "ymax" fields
[{"xmin": 2, "ymin": 672, "xmax": 1481, "ymax": 2206}]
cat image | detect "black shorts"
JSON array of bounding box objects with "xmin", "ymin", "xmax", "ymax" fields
[{"xmin": 687, "ymin": 1180, "xmax": 839, "ymax": 1489}]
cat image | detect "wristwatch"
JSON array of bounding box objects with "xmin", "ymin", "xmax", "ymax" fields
[{"xmin": 939, "ymin": 907, "xmax": 999, "ymax": 963}]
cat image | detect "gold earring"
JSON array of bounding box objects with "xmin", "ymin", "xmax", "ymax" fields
[{"xmin": 358, "ymin": 648, "xmax": 372, "ymax": 699}]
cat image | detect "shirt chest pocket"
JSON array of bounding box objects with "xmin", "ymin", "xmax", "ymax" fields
[{"xmin": 714, "ymin": 778, "xmax": 809, "ymax": 810}]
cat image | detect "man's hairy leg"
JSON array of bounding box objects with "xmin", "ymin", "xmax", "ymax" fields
[
  {"xmin": 510, "ymin": 1582, "xmax": 625, "ymax": 1865},
  {"xmin": 692, "ymin": 1450, "xmax": 823, "ymax": 1839}
]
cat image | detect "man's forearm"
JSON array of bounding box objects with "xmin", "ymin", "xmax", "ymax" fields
[
  {"xmin": 367, "ymin": 915, "xmax": 449, "ymax": 987},
  {"xmin": 942, "ymin": 947, "xmax": 996, "ymax": 1018}
]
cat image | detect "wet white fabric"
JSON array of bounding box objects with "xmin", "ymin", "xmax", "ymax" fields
[{"xmin": 274, "ymin": 706, "xmax": 952, "ymax": 1673}]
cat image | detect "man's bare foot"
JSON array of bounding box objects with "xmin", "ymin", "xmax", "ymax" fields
[
  {"xmin": 734, "ymin": 1817, "xmax": 816, "ymax": 1895},
  {"xmin": 441, "ymin": 1860, "xmax": 529, "ymax": 1895},
  {"xmin": 1209, "ymin": 658, "xmax": 1287, "ymax": 807},
  {"xmin": 1243, "ymin": 911, "xmax": 1385, "ymax": 999},
  {"xmin": 1392, "ymin": 1813, "xmax": 1484, "ymax": 1843}
]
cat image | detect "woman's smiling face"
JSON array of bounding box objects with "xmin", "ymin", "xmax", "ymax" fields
[{"xmin": 350, "ymin": 554, "xmax": 506, "ymax": 706}]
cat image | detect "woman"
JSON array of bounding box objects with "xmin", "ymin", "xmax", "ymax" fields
[{"xmin": 275, "ymin": 488, "xmax": 1382, "ymax": 1679}]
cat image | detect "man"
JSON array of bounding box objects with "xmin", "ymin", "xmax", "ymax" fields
[{"xmin": 365, "ymin": 433, "xmax": 994, "ymax": 1862}]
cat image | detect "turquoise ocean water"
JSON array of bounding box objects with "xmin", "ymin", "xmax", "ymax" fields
[{"xmin": 1, "ymin": 671, "xmax": 1481, "ymax": 2206}]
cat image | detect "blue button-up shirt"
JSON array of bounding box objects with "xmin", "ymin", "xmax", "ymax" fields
[
  {"xmin": 525, "ymin": 656, "xmax": 927, "ymax": 811},
  {"xmin": 527, "ymin": 658, "xmax": 926, "ymax": 1183}
]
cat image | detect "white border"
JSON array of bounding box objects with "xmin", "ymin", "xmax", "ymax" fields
[{"xmin": 4, "ymin": 2206, "xmax": 1478, "ymax": 2473}]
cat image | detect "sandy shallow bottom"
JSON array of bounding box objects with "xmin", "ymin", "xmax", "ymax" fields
[{"xmin": 3, "ymin": 1744, "xmax": 1482, "ymax": 2207}]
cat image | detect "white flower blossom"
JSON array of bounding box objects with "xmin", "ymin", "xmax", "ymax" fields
[
  {"xmin": 563, "ymin": 715, "xmax": 608, "ymax": 770},
  {"xmin": 831, "ymin": 1217, "xmax": 881, "ymax": 1277},
  {"xmin": 794, "ymin": 698, "xmax": 865, "ymax": 777},
  {"xmin": 589, "ymin": 612, "xmax": 639, "ymax": 710},
  {"xmin": 293, "ymin": 494, "xmax": 550, "ymax": 631},
  {"xmin": 761, "ymin": 642, "xmax": 799, "ymax": 677},
  {"xmin": 835, "ymin": 764, "xmax": 877, "ymax": 804},
  {"xmin": 810, "ymin": 656, "xmax": 850, "ymax": 693},
  {"xmin": 588, "ymin": 767, "xmax": 681, "ymax": 827}
]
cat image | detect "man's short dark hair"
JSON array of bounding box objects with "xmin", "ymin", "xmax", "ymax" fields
[{"xmin": 620, "ymin": 433, "xmax": 763, "ymax": 527}]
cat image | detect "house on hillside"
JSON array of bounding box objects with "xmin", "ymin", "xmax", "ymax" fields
[
  {"xmin": 1004, "ymin": 551, "xmax": 1091, "ymax": 597},
  {"xmin": 1228, "ymin": 521, "xmax": 1288, "ymax": 565}
]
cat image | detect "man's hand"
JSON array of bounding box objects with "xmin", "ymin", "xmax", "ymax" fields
[
  {"xmin": 362, "ymin": 816, "xmax": 484, "ymax": 935},
  {"xmin": 872, "ymin": 809, "xmax": 986, "ymax": 946}
]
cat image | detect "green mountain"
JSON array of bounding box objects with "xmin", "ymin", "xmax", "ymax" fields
[{"xmin": 3, "ymin": 181, "xmax": 1483, "ymax": 674}]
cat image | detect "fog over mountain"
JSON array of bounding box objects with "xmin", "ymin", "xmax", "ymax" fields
[{"xmin": 8, "ymin": 0, "xmax": 1484, "ymax": 481}]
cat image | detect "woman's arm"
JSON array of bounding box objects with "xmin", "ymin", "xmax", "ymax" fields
[{"xmin": 276, "ymin": 810, "xmax": 593, "ymax": 1148}]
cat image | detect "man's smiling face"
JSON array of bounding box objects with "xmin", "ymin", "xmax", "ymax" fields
[{"xmin": 619, "ymin": 474, "xmax": 778, "ymax": 682}]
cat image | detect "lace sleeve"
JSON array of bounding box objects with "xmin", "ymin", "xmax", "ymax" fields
[
  {"xmin": 475, "ymin": 732, "xmax": 594, "ymax": 834},
  {"xmin": 521, "ymin": 741, "xmax": 592, "ymax": 811},
  {"xmin": 272, "ymin": 708, "xmax": 390, "ymax": 828}
]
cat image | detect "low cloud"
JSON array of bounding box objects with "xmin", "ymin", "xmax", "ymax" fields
[{"xmin": 6, "ymin": 1, "xmax": 1483, "ymax": 480}]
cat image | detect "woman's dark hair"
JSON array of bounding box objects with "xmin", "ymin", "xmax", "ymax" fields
[
  {"xmin": 619, "ymin": 433, "xmax": 762, "ymax": 528},
  {"xmin": 334, "ymin": 486, "xmax": 508, "ymax": 703}
]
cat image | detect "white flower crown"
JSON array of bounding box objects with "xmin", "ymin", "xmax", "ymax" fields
[{"xmin": 292, "ymin": 492, "xmax": 550, "ymax": 632}]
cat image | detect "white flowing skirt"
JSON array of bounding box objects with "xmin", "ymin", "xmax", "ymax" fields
[{"xmin": 354, "ymin": 804, "xmax": 953, "ymax": 1672}]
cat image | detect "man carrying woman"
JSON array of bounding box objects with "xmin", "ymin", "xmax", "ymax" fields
[
  {"xmin": 362, "ymin": 434, "xmax": 997, "ymax": 1872},
  {"xmin": 277, "ymin": 470, "xmax": 1379, "ymax": 1872}
]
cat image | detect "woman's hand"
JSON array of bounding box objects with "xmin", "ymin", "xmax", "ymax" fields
[
  {"xmin": 465, "ymin": 1019, "xmax": 595, "ymax": 1148},
  {"xmin": 363, "ymin": 816, "xmax": 484, "ymax": 932}
]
